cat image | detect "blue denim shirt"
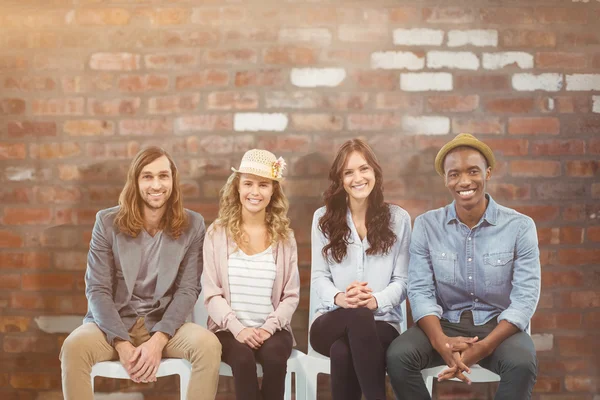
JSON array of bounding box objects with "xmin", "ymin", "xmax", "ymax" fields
[
  {"xmin": 408, "ymin": 195, "xmax": 540, "ymax": 331},
  {"xmin": 311, "ymin": 204, "xmax": 411, "ymax": 332}
]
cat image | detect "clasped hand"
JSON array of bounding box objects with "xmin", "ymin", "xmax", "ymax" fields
[
  {"xmin": 343, "ymin": 281, "xmax": 377, "ymax": 310},
  {"xmin": 435, "ymin": 335, "xmax": 492, "ymax": 384},
  {"xmin": 236, "ymin": 327, "xmax": 272, "ymax": 349},
  {"xmin": 115, "ymin": 332, "xmax": 169, "ymax": 384}
]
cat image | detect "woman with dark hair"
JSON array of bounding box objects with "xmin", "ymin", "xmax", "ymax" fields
[{"xmin": 310, "ymin": 138, "xmax": 411, "ymax": 400}]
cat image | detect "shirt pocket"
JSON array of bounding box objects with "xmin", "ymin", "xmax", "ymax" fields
[
  {"xmin": 483, "ymin": 251, "xmax": 514, "ymax": 287},
  {"xmin": 431, "ymin": 250, "xmax": 457, "ymax": 285}
]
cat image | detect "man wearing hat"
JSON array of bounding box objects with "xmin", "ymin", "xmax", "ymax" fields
[{"xmin": 386, "ymin": 134, "xmax": 540, "ymax": 399}]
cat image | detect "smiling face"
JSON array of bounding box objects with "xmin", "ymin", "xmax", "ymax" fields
[
  {"xmin": 137, "ymin": 155, "xmax": 173, "ymax": 213},
  {"xmin": 342, "ymin": 151, "xmax": 376, "ymax": 204},
  {"xmin": 238, "ymin": 173, "xmax": 274, "ymax": 216},
  {"xmin": 443, "ymin": 146, "xmax": 491, "ymax": 213}
]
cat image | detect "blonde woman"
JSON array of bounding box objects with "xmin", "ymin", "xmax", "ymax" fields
[{"xmin": 202, "ymin": 149, "xmax": 300, "ymax": 400}]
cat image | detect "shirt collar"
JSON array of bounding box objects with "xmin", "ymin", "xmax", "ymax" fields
[{"xmin": 445, "ymin": 193, "xmax": 498, "ymax": 226}]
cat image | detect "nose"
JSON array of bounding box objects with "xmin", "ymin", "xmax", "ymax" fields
[
  {"xmin": 458, "ymin": 173, "xmax": 472, "ymax": 187},
  {"xmin": 151, "ymin": 177, "xmax": 161, "ymax": 189}
]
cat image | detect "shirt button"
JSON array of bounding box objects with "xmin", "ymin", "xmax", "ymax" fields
[
  {"xmin": 468, "ymin": 237, "xmax": 472, "ymax": 241},
  {"xmin": 470, "ymin": 293, "xmax": 474, "ymax": 296},
  {"xmin": 468, "ymin": 276, "xmax": 472, "ymax": 280},
  {"xmin": 442, "ymin": 253, "xmax": 445, "ymax": 256},
  {"xmin": 468, "ymin": 258, "xmax": 472, "ymax": 262},
  {"xmin": 497, "ymin": 260, "xmax": 502, "ymax": 264},
  {"xmin": 474, "ymin": 298, "xmax": 479, "ymax": 302}
]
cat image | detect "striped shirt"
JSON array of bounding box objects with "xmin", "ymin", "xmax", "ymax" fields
[{"xmin": 228, "ymin": 246, "xmax": 276, "ymax": 328}]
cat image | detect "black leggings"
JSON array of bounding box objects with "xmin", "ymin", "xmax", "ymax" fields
[
  {"xmin": 216, "ymin": 329, "xmax": 293, "ymax": 400},
  {"xmin": 310, "ymin": 307, "xmax": 399, "ymax": 400}
]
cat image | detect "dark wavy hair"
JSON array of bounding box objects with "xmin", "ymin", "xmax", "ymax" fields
[
  {"xmin": 319, "ymin": 138, "xmax": 396, "ymax": 264},
  {"xmin": 114, "ymin": 146, "xmax": 187, "ymax": 239}
]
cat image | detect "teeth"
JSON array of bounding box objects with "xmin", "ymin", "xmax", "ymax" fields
[
  {"xmin": 459, "ymin": 189, "xmax": 475, "ymax": 196},
  {"xmin": 149, "ymin": 193, "xmax": 162, "ymax": 197},
  {"xmin": 248, "ymin": 199, "xmax": 260, "ymax": 204},
  {"xmin": 353, "ymin": 184, "xmax": 366, "ymax": 189}
]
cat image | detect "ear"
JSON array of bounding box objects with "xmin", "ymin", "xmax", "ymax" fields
[{"xmin": 485, "ymin": 167, "xmax": 492, "ymax": 181}]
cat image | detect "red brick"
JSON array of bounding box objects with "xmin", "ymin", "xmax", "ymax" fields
[
  {"xmin": 63, "ymin": 120, "xmax": 114, "ymax": 137},
  {"xmin": 0, "ymin": 187, "xmax": 32, "ymax": 203},
  {"xmin": 534, "ymin": 182, "xmax": 586, "ymax": 200},
  {"xmin": 223, "ymin": 27, "xmax": 278, "ymax": 43},
  {"xmin": 85, "ymin": 142, "xmax": 139, "ymax": 159},
  {"xmin": 547, "ymin": 96, "xmax": 591, "ymax": 114},
  {"xmin": 590, "ymin": 138, "xmax": 600, "ymax": 155},
  {"xmin": 535, "ymin": 52, "xmax": 587, "ymax": 69},
  {"xmin": 175, "ymin": 115, "xmax": 233, "ymax": 132},
  {"xmin": 4, "ymin": 77, "xmax": 55, "ymax": 91},
  {"xmin": 500, "ymin": 30, "xmax": 556, "ymax": 48},
  {"xmin": 148, "ymin": 94, "xmax": 200, "ymax": 115},
  {"xmin": 594, "ymin": 54, "xmax": 600, "ymax": 69},
  {"xmin": 0, "ymin": 143, "xmax": 26, "ymax": 160},
  {"xmin": 0, "ymin": 274, "xmax": 20, "ymax": 290},
  {"xmin": 531, "ymin": 139, "xmax": 585, "ymax": 156},
  {"xmin": 322, "ymin": 93, "xmax": 370, "ymax": 111},
  {"xmin": 484, "ymin": 97, "xmax": 535, "ymax": 114},
  {"xmin": 423, "ymin": 7, "xmax": 475, "ymax": 23},
  {"xmin": 338, "ymin": 25, "xmax": 387, "ymax": 42},
  {"xmin": 536, "ymin": 8, "xmax": 588, "ymax": 24},
  {"xmin": 455, "ymin": 75, "xmax": 510, "ymax": 91},
  {"xmin": 10, "ymin": 292, "xmax": 87, "ymax": 313},
  {"xmin": 562, "ymin": 116, "xmax": 600, "ymax": 135},
  {"xmin": 375, "ymin": 93, "xmax": 422, "ymax": 111},
  {"xmin": 3, "ymin": 335, "xmax": 57, "ymax": 353},
  {"xmin": 325, "ymin": 50, "xmax": 370, "ymax": 64},
  {"xmin": 538, "ymin": 359, "xmax": 593, "ymax": 375},
  {"xmin": 452, "ymin": 117, "xmax": 504, "ymax": 134},
  {"xmin": 583, "ymin": 311, "xmax": 600, "ymax": 329},
  {"xmin": 347, "ymin": 113, "xmax": 401, "ymax": 131},
  {"xmin": 483, "ymin": 139, "xmax": 528, "ymax": 156},
  {"xmin": 566, "ymin": 161, "xmax": 599, "ymax": 177},
  {"xmin": 70, "ymin": 8, "xmax": 130, "ymax": 25},
  {"xmin": 138, "ymin": 7, "xmax": 189, "ymax": 25},
  {"xmin": 560, "ymin": 227, "xmax": 584, "ymax": 244},
  {"xmin": 118, "ymin": 74, "xmax": 169, "ymax": 92},
  {"xmin": 561, "ymin": 32, "xmax": 600, "ymax": 46},
  {"xmin": 35, "ymin": 186, "xmax": 82, "ymax": 204},
  {"xmin": 32, "ymin": 98, "xmax": 85, "ymax": 116},
  {"xmin": 562, "ymin": 204, "xmax": 600, "ymax": 222},
  {"xmin": 22, "ymin": 273, "xmax": 75, "ymax": 291},
  {"xmin": 565, "ymin": 375, "xmax": 596, "ymax": 393},
  {"xmin": 557, "ymin": 335, "xmax": 598, "ymax": 356},
  {"xmin": 88, "ymin": 98, "xmax": 141, "ymax": 116},
  {"xmin": 176, "ymin": 70, "xmax": 229, "ymax": 90},
  {"xmin": 119, "ymin": 118, "xmax": 173, "ymax": 136},
  {"xmin": 587, "ymin": 227, "xmax": 600, "ymax": 242},
  {"xmin": 234, "ymin": 69, "xmax": 283, "ymax": 87},
  {"xmin": 191, "ymin": 6, "xmax": 246, "ymax": 26},
  {"xmin": 7, "ymin": 121, "xmax": 57, "ymax": 138},
  {"xmin": 206, "ymin": 91, "xmax": 259, "ymax": 110},
  {"xmin": 0, "ymin": 231, "xmax": 23, "ymax": 248},
  {"xmin": 89, "ymin": 52, "xmax": 140, "ymax": 71},
  {"xmin": 558, "ymin": 249, "xmax": 600, "ymax": 266},
  {"xmin": 532, "ymin": 311, "xmax": 582, "ymax": 330},
  {"xmin": 2, "ymin": 208, "xmax": 53, "ymax": 225},
  {"xmin": 0, "ymin": 316, "xmax": 31, "ymax": 333},
  {"xmin": 0, "ymin": 55, "xmax": 28, "ymax": 70},
  {"xmin": 352, "ymin": 71, "xmax": 397, "ymax": 90},
  {"xmin": 263, "ymin": 47, "xmax": 316, "ymax": 65},
  {"xmin": 10, "ymin": 372, "xmax": 58, "ymax": 390},
  {"xmin": 542, "ymin": 270, "xmax": 585, "ymax": 287},
  {"xmin": 508, "ymin": 117, "xmax": 560, "ymax": 135},
  {"xmin": 488, "ymin": 183, "xmax": 530, "ymax": 201},
  {"xmin": 291, "ymin": 114, "xmax": 344, "ymax": 131},
  {"xmin": 481, "ymin": 8, "xmax": 535, "ymax": 24},
  {"xmin": 30, "ymin": 142, "xmax": 81, "ymax": 160},
  {"xmin": 161, "ymin": 30, "xmax": 220, "ymax": 48},
  {"xmin": 389, "ymin": 7, "xmax": 421, "ymax": 23},
  {"xmin": 144, "ymin": 53, "xmax": 197, "ymax": 70},
  {"xmin": 510, "ymin": 160, "xmax": 560, "ymax": 177},
  {"xmin": 202, "ymin": 49, "xmax": 258, "ymax": 64},
  {"xmin": 533, "ymin": 376, "xmax": 561, "ymax": 393},
  {"xmin": 426, "ymin": 95, "xmax": 478, "ymax": 113},
  {"xmin": 0, "ymin": 252, "xmax": 50, "ymax": 269},
  {"xmin": 256, "ymin": 134, "xmax": 311, "ymax": 153},
  {"xmin": 513, "ymin": 205, "xmax": 559, "ymax": 222},
  {"xmin": 61, "ymin": 74, "xmax": 114, "ymax": 93},
  {"xmin": 0, "ymin": 99, "xmax": 26, "ymax": 115}
]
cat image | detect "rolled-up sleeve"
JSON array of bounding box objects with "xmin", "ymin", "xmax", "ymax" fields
[
  {"xmin": 311, "ymin": 210, "xmax": 342, "ymax": 312},
  {"xmin": 498, "ymin": 217, "xmax": 540, "ymax": 331},
  {"xmin": 408, "ymin": 216, "xmax": 443, "ymax": 323}
]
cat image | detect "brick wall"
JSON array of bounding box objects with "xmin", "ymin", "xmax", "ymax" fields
[{"xmin": 1, "ymin": 0, "xmax": 599, "ymax": 399}]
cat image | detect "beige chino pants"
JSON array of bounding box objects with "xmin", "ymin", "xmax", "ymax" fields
[{"xmin": 60, "ymin": 319, "xmax": 221, "ymax": 400}]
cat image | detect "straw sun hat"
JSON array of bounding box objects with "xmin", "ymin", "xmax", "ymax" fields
[
  {"xmin": 434, "ymin": 133, "xmax": 496, "ymax": 177},
  {"xmin": 231, "ymin": 149, "xmax": 287, "ymax": 182}
]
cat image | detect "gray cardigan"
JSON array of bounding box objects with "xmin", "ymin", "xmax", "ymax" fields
[{"xmin": 83, "ymin": 206, "xmax": 205, "ymax": 345}]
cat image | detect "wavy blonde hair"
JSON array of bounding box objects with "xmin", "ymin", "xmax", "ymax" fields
[
  {"xmin": 215, "ymin": 172, "xmax": 291, "ymax": 246},
  {"xmin": 114, "ymin": 146, "xmax": 187, "ymax": 239}
]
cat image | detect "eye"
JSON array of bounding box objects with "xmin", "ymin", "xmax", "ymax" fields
[
  {"xmin": 469, "ymin": 170, "xmax": 479, "ymax": 175},
  {"xmin": 448, "ymin": 173, "xmax": 457, "ymax": 179},
  {"xmin": 160, "ymin": 174, "xmax": 169, "ymax": 178},
  {"xmin": 360, "ymin": 166, "xmax": 369, "ymax": 172},
  {"xmin": 344, "ymin": 171, "xmax": 353, "ymax": 176}
]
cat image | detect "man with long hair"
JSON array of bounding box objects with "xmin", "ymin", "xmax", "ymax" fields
[
  {"xmin": 387, "ymin": 134, "xmax": 540, "ymax": 400},
  {"xmin": 60, "ymin": 146, "xmax": 221, "ymax": 400}
]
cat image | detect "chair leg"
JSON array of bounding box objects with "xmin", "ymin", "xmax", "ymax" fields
[
  {"xmin": 305, "ymin": 371, "xmax": 318, "ymax": 400},
  {"xmin": 90, "ymin": 374, "xmax": 95, "ymax": 393},
  {"xmin": 425, "ymin": 375, "xmax": 434, "ymax": 397},
  {"xmin": 284, "ymin": 371, "xmax": 292, "ymax": 400},
  {"xmin": 179, "ymin": 369, "xmax": 191, "ymax": 400},
  {"xmin": 295, "ymin": 370, "xmax": 307, "ymax": 400}
]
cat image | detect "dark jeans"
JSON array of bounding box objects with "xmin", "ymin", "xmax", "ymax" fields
[
  {"xmin": 310, "ymin": 307, "xmax": 400, "ymax": 400},
  {"xmin": 386, "ymin": 312, "xmax": 537, "ymax": 400},
  {"xmin": 216, "ymin": 329, "xmax": 293, "ymax": 400}
]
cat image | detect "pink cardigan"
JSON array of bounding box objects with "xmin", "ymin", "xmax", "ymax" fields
[{"xmin": 201, "ymin": 223, "xmax": 300, "ymax": 343}]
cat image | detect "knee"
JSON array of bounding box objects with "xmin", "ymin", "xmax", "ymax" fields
[
  {"xmin": 346, "ymin": 308, "xmax": 375, "ymax": 330},
  {"xmin": 60, "ymin": 331, "xmax": 91, "ymax": 364},
  {"xmin": 386, "ymin": 337, "xmax": 416, "ymax": 374},
  {"xmin": 504, "ymin": 352, "xmax": 537, "ymax": 379},
  {"xmin": 187, "ymin": 329, "xmax": 222, "ymax": 366},
  {"xmin": 231, "ymin": 347, "xmax": 256, "ymax": 371},
  {"xmin": 329, "ymin": 340, "xmax": 351, "ymax": 365}
]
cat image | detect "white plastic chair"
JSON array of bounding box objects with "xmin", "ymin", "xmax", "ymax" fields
[
  {"xmin": 420, "ymin": 323, "xmax": 532, "ymax": 396},
  {"xmin": 302, "ymin": 273, "xmax": 408, "ymax": 400},
  {"xmin": 193, "ymin": 293, "xmax": 307, "ymax": 400}
]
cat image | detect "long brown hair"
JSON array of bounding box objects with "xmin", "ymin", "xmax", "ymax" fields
[
  {"xmin": 319, "ymin": 138, "xmax": 396, "ymax": 263},
  {"xmin": 114, "ymin": 146, "xmax": 187, "ymax": 239},
  {"xmin": 214, "ymin": 172, "xmax": 291, "ymax": 246}
]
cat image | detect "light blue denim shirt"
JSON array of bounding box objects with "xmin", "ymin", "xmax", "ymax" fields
[
  {"xmin": 311, "ymin": 204, "xmax": 411, "ymax": 332},
  {"xmin": 408, "ymin": 194, "xmax": 540, "ymax": 331}
]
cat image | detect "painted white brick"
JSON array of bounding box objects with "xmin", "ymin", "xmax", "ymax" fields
[
  {"xmin": 512, "ymin": 73, "xmax": 563, "ymax": 92},
  {"xmin": 566, "ymin": 74, "xmax": 600, "ymax": 91},
  {"xmin": 278, "ymin": 28, "xmax": 332, "ymax": 45},
  {"xmin": 95, "ymin": 393, "xmax": 144, "ymax": 400},
  {"xmin": 4, "ymin": 166, "xmax": 35, "ymax": 181},
  {"xmin": 234, "ymin": 113, "xmax": 288, "ymax": 132},
  {"xmin": 447, "ymin": 30, "xmax": 498, "ymax": 47},
  {"xmin": 370, "ymin": 51, "xmax": 425, "ymax": 70},
  {"xmin": 290, "ymin": 68, "xmax": 346, "ymax": 88},
  {"xmin": 402, "ymin": 116, "xmax": 450, "ymax": 135},
  {"xmin": 35, "ymin": 316, "xmax": 83, "ymax": 334},
  {"xmin": 483, "ymin": 52, "xmax": 534, "ymax": 70},
  {"xmin": 393, "ymin": 28, "xmax": 444, "ymax": 46},
  {"xmin": 532, "ymin": 333, "xmax": 553, "ymax": 352},
  {"xmin": 400, "ymin": 73, "xmax": 453, "ymax": 92},
  {"xmin": 593, "ymin": 96, "xmax": 600, "ymax": 113},
  {"xmin": 427, "ymin": 51, "xmax": 480, "ymax": 70}
]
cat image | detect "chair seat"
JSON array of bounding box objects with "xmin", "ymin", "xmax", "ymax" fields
[
  {"xmin": 421, "ymin": 364, "xmax": 500, "ymax": 383},
  {"xmin": 91, "ymin": 358, "xmax": 191, "ymax": 380},
  {"xmin": 218, "ymin": 349, "xmax": 305, "ymax": 377}
]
